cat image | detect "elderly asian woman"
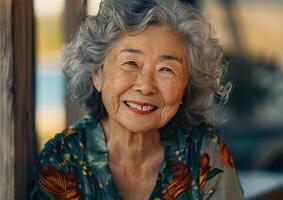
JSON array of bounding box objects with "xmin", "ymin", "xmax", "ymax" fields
[{"xmin": 31, "ymin": 0, "xmax": 244, "ymax": 199}]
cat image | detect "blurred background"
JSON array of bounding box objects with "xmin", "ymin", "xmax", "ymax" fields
[{"xmin": 34, "ymin": 0, "xmax": 283, "ymax": 199}]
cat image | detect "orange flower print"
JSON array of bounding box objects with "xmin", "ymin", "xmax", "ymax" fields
[
  {"xmin": 199, "ymin": 152, "xmax": 223, "ymax": 191},
  {"xmin": 164, "ymin": 162, "xmax": 191, "ymax": 200},
  {"xmin": 199, "ymin": 153, "xmax": 211, "ymax": 189},
  {"xmin": 39, "ymin": 166, "xmax": 80, "ymax": 200},
  {"xmin": 219, "ymin": 142, "xmax": 236, "ymax": 171}
]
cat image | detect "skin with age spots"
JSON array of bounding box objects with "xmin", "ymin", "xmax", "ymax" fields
[{"xmin": 92, "ymin": 25, "xmax": 189, "ymax": 200}]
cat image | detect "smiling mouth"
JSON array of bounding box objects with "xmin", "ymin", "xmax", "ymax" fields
[{"xmin": 124, "ymin": 101, "xmax": 158, "ymax": 113}]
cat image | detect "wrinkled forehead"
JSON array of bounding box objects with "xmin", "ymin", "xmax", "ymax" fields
[{"xmin": 107, "ymin": 25, "xmax": 188, "ymax": 63}]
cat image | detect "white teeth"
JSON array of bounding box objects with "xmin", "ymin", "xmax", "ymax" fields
[{"xmin": 126, "ymin": 101, "xmax": 155, "ymax": 111}]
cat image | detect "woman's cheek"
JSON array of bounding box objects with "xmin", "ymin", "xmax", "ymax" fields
[
  {"xmin": 117, "ymin": 69, "xmax": 139, "ymax": 83},
  {"xmin": 101, "ymin": 86, "xmax": 118, "ymax": 113},
  {"xmin": 160, "ymin": 105, "xmax": 180, "ymax": 126},
  {"xmin": 102, "ymin": 71, "xmax": 137, "ymax": 115},
  {"xmin": 160, "ymin": 80, "xmax": 185, "ymax": 105}
]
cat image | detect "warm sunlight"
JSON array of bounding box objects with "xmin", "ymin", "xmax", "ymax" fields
[
  {"xmin": 87, "ymin": 0, "xmax": 102, "ymax": 15},
  {"xmin": 34, "ymin": 0, "xmax": 65, "ymax": 16}
]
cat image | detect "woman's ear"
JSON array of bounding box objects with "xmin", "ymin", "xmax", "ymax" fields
[{"xmin": 92, "ymin": 71, "xmax": 102, "ymax": 92}]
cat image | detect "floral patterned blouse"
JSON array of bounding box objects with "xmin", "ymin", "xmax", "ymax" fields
[{"xmin": 31, "ymin": 115, "xmax": 244, "ymax": 200}]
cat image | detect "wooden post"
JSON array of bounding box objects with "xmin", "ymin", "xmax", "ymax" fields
[
  {"xmin": 13, "ymin": 0, "xmax": 37, "ymax": 199},
  {"xmin": 220, "ymin": 0, "xmax": 245, "ymax": 55},
  {"xmin": 0, "ymin": 0, "xmax": 36, "ymax": 199},
  {"xmin": 0, "ymin": 0, "xmax": 15, "ymax": 199}
]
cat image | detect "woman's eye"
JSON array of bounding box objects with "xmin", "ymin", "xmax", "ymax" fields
[
  {"xmin": 160, "ymin": 67, "xmax": 174, "ymax": 73},
  {"xmin": 124, "ymin": 61, "xmax": 137, "ymax": 66}
]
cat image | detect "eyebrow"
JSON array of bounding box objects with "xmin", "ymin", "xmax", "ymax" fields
[
  {"xmin": 160, "ymin": 55, "xmax": 183, "ymax": 64},
  {"xmin": 120, "ymin": 48, "xmax": 183, "ymax": 64},
  {"xmin": 120, "ymin": 48, "xmax": 143, "ymax": 55}
]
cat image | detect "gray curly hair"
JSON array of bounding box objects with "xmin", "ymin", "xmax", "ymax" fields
[{"xmin": 63, "ymin": 0, "xmax": 231, "ymax": 132}]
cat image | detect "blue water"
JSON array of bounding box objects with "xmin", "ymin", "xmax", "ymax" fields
[{"xmin": 36, "ymin": 68, "xmax": 65, "ymax": 109}]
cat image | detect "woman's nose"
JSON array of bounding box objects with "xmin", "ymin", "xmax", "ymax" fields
[{"xmin": 132, "ymin": 71, "xmax": 158, "ymax": 95}]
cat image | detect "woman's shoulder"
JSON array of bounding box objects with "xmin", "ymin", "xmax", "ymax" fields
[
  {"xmin": 37, "ymin": 115, "xmax": 97, "ymax": 169},
  {"xmin": 195, "ymin": 118, "xmax": 237, "ymax": 172},
  {"xmin": 31, "ymin": 115, "xmax": 97, "ymax": 199},
  {"xmin": 193, "ymin": 118, "xmax": 223, "ymax": 146}
]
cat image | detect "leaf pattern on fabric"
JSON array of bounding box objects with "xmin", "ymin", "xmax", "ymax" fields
[
  {"xmin": 199, "ymin": 153, "xmax": 223, "ymax": 189},
  {"xmin": 219, "ymin": 142, "xmax": 236, "ymax": 171},
  {"xmin": 199, "ymin": 153, "xmax": 211, "ymax": 189},
  {"xmin": 164, "ymin": 161, "xmax": 191, "ymax": 200},
  {"xmin": 39, "ymin": 166, "xmax": 80, "ymax": 200}
]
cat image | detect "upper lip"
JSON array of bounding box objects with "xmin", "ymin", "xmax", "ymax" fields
[{"xmin": 124, "ymin": 100, "xmax": 158, "ymax": 107}]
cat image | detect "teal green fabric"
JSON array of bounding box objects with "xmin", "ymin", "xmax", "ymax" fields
[{"xmin": 31, "ymin": 115, "xmax": 244, "ymax": 200}]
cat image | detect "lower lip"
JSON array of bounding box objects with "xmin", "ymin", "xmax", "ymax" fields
[{"xmin": 125, "ymin": 104, "xmax": 155, "ymax": 115}]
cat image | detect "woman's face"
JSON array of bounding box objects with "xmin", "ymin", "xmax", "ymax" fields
[{"xmin": 93, "ymin": 25, "xmax": 189, "ymax": 133}]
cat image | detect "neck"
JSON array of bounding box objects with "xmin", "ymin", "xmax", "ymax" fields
[{"xmin": 101, "ymin": 116, "xmax": 163, "ymax": 170}]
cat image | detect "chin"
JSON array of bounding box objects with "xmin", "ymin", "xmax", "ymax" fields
[{"xmin": 121, "ymin": 121, "xmax": 158, "ymax": 134}]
